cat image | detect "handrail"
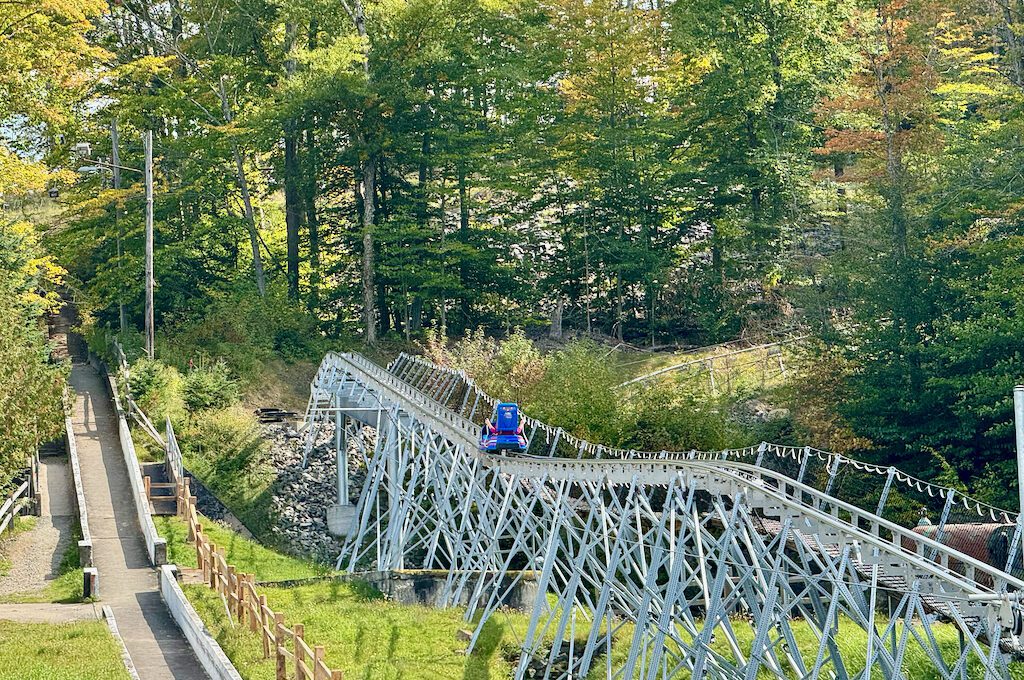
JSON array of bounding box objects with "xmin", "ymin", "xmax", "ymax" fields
[
  {"xmin": 313, "ymin": 352, "xmax": 1024, "ymax": 603},
  {"xmin": 389, "ymin": 352, "xmax": 1015, "ymax": 524},
  {"xmin": 0, "ymin": 481, "xmax": 30, "ymax": 535}
]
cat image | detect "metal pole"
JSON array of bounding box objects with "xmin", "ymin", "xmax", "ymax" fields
[
  {"xmin": 1015, "ymin": 385, "xmax": 1024, "ymax": 519},
  {"xmin": 144, "ymin": 130, "xmax": 155, "ymax": 359},
  {"xmin": 111, "ymin": 120, "xmax": 126, "ymax": 335},
  {"xmin": 336, "ymin": 413, "xmax": 348, "ymax": 506}
]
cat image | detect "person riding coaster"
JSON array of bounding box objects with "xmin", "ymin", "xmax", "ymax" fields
[{"xmin": 479, "ymin": 402, "xmax": 528, "ymax": 453}]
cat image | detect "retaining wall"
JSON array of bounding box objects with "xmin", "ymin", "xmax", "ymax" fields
[
  {"xmin": 158, "ymin": 565, "xmax": 243, "ymax": 680},
  {"xmin": 65, "ymin": 414, "xmax": 94, "ymax": 568}
]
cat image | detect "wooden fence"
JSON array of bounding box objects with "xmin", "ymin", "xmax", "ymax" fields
[
  {"xmin": 0, "ymin": 480, "xmax": 31, "ymax": 537},
  {"xmin": 176, "ymin": 478, "xmax": 344, "ymax": 680}
]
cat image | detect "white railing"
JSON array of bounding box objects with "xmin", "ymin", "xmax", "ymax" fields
[{"xmin": 388, "ymin": 352, "xmax": 1016, "ymax": 525}]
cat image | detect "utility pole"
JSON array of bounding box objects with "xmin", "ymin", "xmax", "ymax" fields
[
  {"xmin": 144, "ymin": 130, "xmax": 155, "ymax": 360},
  {"xmin": 1015, "ymin": 385, "xmax": 1024, "ymax": 519},
  {"xmin": 111, "ymin": 120, "xmax": 127, "ymax": 335}
]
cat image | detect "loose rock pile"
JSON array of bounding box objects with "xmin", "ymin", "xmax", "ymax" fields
[{"xmin": 262, "ymin": 422, "xmax": 373, "ymax": 561}]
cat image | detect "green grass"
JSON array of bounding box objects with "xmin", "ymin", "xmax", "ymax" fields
[
  {"xmin": 156, "ymin": 514, "xmax": 325, "ymax": 581},
  {"xmin": 186, "ymin": 581, "xmax": 526, "ymax": 680},
  {"xmin": 170, "ymin": 493, "xmax": 1021, "ymax": 679},
  {"xmin": 0, "ymin": 621, "xmax": 131, "ymax": 680}
]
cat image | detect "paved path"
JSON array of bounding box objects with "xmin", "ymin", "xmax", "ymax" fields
[
  {"xmin": 0, "ymin": 602, "xmax": 101, "ymax": 623},
  {"xmin": 0, "ymin": 457, "xmax": 75, "ymax": 596},
  {"xmin": 71, "ymin": 362, "xmax": 208, "ymax": 680}
]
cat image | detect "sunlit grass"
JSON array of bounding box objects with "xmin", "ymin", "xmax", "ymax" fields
[
  {"xmin": 0, "ymin": 621, "xmax": 131, "ymax": 680},
  {"xmin": 156, "ymin": 513, "xmax": 326, "ymax": 582}
]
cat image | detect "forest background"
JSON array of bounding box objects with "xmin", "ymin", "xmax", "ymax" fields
[{"xmin": 3, "ymin": 0, "xmax": 1024, "ymax": 512}]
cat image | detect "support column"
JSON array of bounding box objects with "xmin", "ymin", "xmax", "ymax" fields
[
  {"xmin": 336, "ymin": 412, "xmax": 349, "ymax": 506},
  {"xmin": 327, "ymin": 411, "xmax": 357, "ymax": 537}
]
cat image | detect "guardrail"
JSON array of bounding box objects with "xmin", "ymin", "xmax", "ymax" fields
[{"xmin": 176, "ymin": 473, "xmax": 343, "ymax": 680}]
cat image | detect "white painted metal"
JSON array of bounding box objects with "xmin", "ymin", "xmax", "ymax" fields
[
  {"xmin": 1015, "ymin": 386, "xmax": 1024, "ymax": 520},
  {"xmin": 300, "ymin": 352, "xmax": 1024, "ymax": 680}
]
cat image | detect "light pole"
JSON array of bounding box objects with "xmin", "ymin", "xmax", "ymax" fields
[
  {"xmin": 77, "ymin": 129, "xmax": 155, "ymax": 359},
  {"xmin": 143, "ymin": 131, "xmax": 154, "ymax": 360}
]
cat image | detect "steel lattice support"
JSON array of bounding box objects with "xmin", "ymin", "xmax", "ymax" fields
[{"xmin": 303, "ymin": 353, "xmax": 1024, "ymax": 680}]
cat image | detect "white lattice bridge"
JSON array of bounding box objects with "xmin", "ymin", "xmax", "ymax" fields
[{"xmin": 301, "ymin": 351, "xmax": 1024, "ymax": 680}]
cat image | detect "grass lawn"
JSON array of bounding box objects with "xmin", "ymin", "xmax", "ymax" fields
[
  {"xmin": 0, "ymin": 522, "xmax": 84, "ymax": 604},
  {"xmin": 169, "ymin": 503, "xmax": 1022, "ymax": 679},
  {"xmin": 0, "ymin": 621, "xmax": 131, "ymax": 680},
  {"xmin": 186, "ymin": 581, "xmax": 526, "ymax": 680},
  {"xmin": 156, "ymin": 513, "xmax": 326, "ymax": 581}
]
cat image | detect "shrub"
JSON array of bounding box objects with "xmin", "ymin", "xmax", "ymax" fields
[
  {"xmin": 527, "ymin": 339, "xmax": 620, "ymax": 443},
  {"xmin": 162, "ymin": 289, "xmax": 325, "ymax": 385},
  {"xmin": 125, "ymin": 359, "xmax": 185, "ymax": 424},
  {"xmin": 184, "ymin": 407, "xmax": 269, "ymax": 486},
  {"xmin": 183, "ymin": 361, "xmax": 239, "ymax": 412},
  {"xmin": 623, "ymin": 379, "xmax": 742, "ymax": 452}
]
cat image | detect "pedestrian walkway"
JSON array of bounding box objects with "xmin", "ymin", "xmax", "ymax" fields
[
  {"xmin": 0, "ymin": 602, "xmax": 100, "ymax": 623},
  {"xmin": 70, "ymin": 362, "xmax": 208, "ymax": 680},
  {"xmin": 0, "ymin": 457, "xmax": 74, "ymax": 596}
]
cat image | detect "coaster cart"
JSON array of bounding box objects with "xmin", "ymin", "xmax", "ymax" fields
[{"xmin": 479, "ymin": 402, "xmax": 528, "ymax": 454}]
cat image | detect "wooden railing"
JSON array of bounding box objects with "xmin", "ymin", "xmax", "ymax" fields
[
  {"xmin": 0, "ymin": 480, "xmax": 31, "ymax": 537},
  {"xmin": 176, "ymin": 478, "xmax": 344, "ymax": 680}
]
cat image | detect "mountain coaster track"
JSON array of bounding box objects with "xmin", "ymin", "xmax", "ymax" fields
[{"xmin": 302, "ymin": 351, "xmax": 1024, "ymax": 680}]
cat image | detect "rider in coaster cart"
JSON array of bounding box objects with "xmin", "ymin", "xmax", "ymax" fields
[{"xmin": 479, "ymin": 402, "xmax": 528, "ymax": 453}]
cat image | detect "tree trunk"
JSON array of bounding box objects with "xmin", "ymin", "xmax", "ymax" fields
[
  {"xmin": 362, "ymin": 153, "xmax": 378, "ymax": 345},
  {"xmin": 345, "ymin": 0, "xmax": 378, "ymax": 345},
  {"xmin": 549, "ymin": 299, "xmax": 564, "ymax": 340},
  {"xmin": 219, "ymin": 76, "xmax": 266, "ymax": 297},
  {"xmin": 305, "ymin": 22, "xmax": 321, "ymax": 311},
  {"xmin": 458, "ymin": 165, "xmax": 470, "ymax": 328},
  {"xmin": 284, "ymin": 23, "xmax": 302, "ymax": 300}
]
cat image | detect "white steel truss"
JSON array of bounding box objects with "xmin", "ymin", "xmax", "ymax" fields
[{"xmin": 302, "ymin": 351, "xmax": 1024, "ymax": 679}]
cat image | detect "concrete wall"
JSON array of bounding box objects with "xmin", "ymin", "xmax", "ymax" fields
[
  {"xmin": 362, "ymin": 570, "xmax": 540, "ymax": 610},
  {"xmin": 65, "ymin": 414, "xmax": 94, "ymax": 568},
  {"xmin": 159, "ymin": 566, "xmax": 243, "ymax": 680}
]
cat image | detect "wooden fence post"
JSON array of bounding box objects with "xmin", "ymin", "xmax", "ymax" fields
[
  {"xmin": 208, "ymin": 542, "xmax": 218, "ymax": 589},
  {"xmin": 248, "ymin": 576, "xmax": 259, "ymax": 633},
  {"xmin": 275, "ymin": 613, "xmax": 286, "ymax": 680},
  {"xmin": 260, "ymin": 595, "xmax": 270, "ymax": 659},
  {"xmin": 182, "ymin": 477, "xmax": 191, "ymax": 518},
  {"xmin": 294, "ymin": 623, "xmax": 305, "ymax": 679},
  {"xmin": 314, "ymin": 646, "xmax": 325, "ymax": 680},
  {"xmin": 195, "ymin": 525, "xmax": 205, "ymax": 574},
  {"xmin": 144, "ymin": 475, "xmax": 151, "ymax": 499}
]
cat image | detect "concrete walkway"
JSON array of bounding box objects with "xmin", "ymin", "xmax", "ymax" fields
[
  {"xmin": 71, "ymin": 362, "xmax": 208, "ymax": 680},
  {"xmin": 0, "ymin": 457, "xmax": 75, "ymax": 595},
  {"xmin": 0, "ymin": 602, "xmax": 101, "ymax": 623}
]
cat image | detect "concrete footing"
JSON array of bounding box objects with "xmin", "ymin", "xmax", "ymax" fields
[
  {"xmin": 326, "ymin": 503, "xmax": 357, "ymax": 536},
  {"xmin": 363, "ymin": 570, "xmax": 539, "ymax": 610}
]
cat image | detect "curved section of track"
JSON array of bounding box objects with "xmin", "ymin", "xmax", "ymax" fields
[{"xmin": 304, "ymin": 352, "xmax": 1024, "ymax": 680}]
